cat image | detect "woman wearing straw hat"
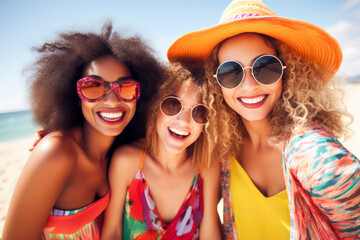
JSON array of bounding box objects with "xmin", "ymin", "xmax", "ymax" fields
[{"xmin": 168, "ymin": 0, "xmax": 360, "ymax": 239}]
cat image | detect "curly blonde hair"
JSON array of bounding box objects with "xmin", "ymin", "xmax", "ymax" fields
[
  {"xmin": 145, "ymin": 62, "xmax": 219, "ymax": 167},
  {"xmin": 204, "ymin": 33, "xmax": 353, "ymax": 159}
]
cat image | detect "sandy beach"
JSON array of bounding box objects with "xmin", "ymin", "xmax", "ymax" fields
[
  {"xmin": 0, "ymin": 138, "xmax": 32, "ymax": 237},
  {"xmin": 0, "ymin": 83, "xmax": 359, "ymax": 238}
]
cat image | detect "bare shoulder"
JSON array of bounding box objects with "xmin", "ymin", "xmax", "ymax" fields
[
  {"xmin": 30, "ymin": 130, "xmax": 78, "ymax": 167},
  {"xmin": 2, "ymin": 130, "xmax": 80, "ymax": 240},
  {"xmin": 112, "ymin": 139, "xmax": 143, "ymax": 163},
  {"xmin": 109, "ymin": 139, "xmax": 144, "ymax": 184}
]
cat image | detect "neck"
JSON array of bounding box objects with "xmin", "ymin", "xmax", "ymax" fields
[
  {"xmin": 242, "ymin": 118, "xmax": 272, "ymax": 150},
  {"xmin": 81, "ymin": 123, "xmax": 116, "ymax": 162},
  {"xmin": 152, "ymin": 141, "xmax": 190, "ymax": 172}
]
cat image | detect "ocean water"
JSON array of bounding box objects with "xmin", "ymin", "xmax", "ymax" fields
[{"xmin": 0, "ymin": 111, "xmax": 39, "ymax": 142}]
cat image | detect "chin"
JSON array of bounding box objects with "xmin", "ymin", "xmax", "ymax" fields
[
  {"xmin": 240, "ymin": 113, "xmax": 270, "ymax": 122},
  {"xmin": 101, "ymin": 128, "xmax": 127, "ymax": 137},
  {"xmin": 164, "ymin": 144, "xmax": 188, "ymax": 154}
]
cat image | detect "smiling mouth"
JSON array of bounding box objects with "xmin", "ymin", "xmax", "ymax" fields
[
  {"xmin": 239, "ymin": 95, "xmax": 266, "ymax": 104},
  {"xmin": 99, "ymin": 112, "xmax": 124, "ymax": 121},
  {"xmin": 237, "ymin": 94, "xmax": 268, "ymax": 109},
  {"xmin": 168, "ymin": 127, "xmax": 190, "ymax": 139},
  {"xmin": 97, "ymin": 111, "xmax": 126, "ymax": 124}
]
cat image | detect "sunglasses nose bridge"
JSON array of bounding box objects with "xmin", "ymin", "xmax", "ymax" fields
[
  {"xmin": 101, "ymin": 82, "xmax": 121, "ymax": 102},
  {"xmin": 174, "ymin": 105, "xmax": 193, "ymax": 123},
  {"xmin": 108, "ymin": 82, "xmax": 124, "ymax": 99},
  {"xmin": 241, "ymin": 65, "xmax": 261, "ymax": 88},
  {"xmin": 242, "ymin": 65, "xmax": 253, "ymax": 75}
]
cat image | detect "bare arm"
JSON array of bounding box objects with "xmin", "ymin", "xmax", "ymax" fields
[
  {"xmin": 199, "ymin": 159, "xmax": 222, "ymax": 240},
  {"xmin": 101, "ymin": 144, "xmax": 141, "ymax": 240},
  {"xmin": 2, "ymin": 134, "xmax": 76, "ymax": 240}
]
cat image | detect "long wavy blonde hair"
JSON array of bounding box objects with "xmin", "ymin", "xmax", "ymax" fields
[
  {"xmin": 145, "ymin": 62, "xmax": 219, "ymax": 167},
  {"xmin": 204, "ymin": 33, "xmax": 353, "ymax": 159}
]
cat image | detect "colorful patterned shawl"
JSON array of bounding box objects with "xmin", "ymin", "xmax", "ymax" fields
[{"xmin": 222, "ymin": 122, "xmax": 360, "ymax": 239}]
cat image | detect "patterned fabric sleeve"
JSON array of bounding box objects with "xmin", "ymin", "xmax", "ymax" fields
[
  {"xmin": 283, "ymin": 122, "xmax": 360, "ymax": 240},
  {"xmin": 221, "ymin": 156, "xmax": 237, "ymax": 240}
]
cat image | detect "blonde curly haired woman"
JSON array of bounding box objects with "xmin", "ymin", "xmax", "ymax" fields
[{"xmin": 101, "ymin": 63, "xmax": 221, "ymax": 240}]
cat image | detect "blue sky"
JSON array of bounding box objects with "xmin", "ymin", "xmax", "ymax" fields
[{"xmin": 0, "ymin": 0, "xmax": 359, "ymax": 113}]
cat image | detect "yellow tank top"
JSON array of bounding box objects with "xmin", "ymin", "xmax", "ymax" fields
[{"xmin": 230, "ymin": 156, "xmax": 290, "ymax": 239}]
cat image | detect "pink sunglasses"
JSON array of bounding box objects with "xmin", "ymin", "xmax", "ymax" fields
[{"xmin": 76, "ymin": 77, "xmax": 141, "ymax": 102}]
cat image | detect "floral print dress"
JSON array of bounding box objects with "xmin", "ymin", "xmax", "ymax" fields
[
  {"xmin": 41, "ymin": 191, "xmax": 110, "ymax": 240},
  {"xmin": 123, "ymin": 149, "xmax": 203, "ymax": 240}
]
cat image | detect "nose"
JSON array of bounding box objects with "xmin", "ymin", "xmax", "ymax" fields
[
  {"xmin": 175, "ymin": 106, "xmax": 192, "ymax": 124},
  {"xmin": 103, "ymin": 89, "xmax": 121, "ymax": 106},
  {"xmin": 240, "ymin": 67, "xmax": 259, "ymax": 90}
]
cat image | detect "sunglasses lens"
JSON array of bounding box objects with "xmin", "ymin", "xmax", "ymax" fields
[
  {"xmin": 216, "ymin": 61, "xmax": 243, "ymax": 88},
  {"xmin": 117, "ymin": 82, "xmax": 139, "ymax": 101},
  {"xmin": 192, "ymin": 105, "xmax": 209, "ymax": 124},
  {"xmin": 78, "ymin": 80, "xmax": 105, "ymax": 100},
  {"xmin": 253, "ymin": 56, "xmax": 283, "ymax": 85},
  {"xmin": 161, "ymin": 97, "xmax": 182, "ymax": 116}
]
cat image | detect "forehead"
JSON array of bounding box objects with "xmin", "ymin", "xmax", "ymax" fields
[
  {"xmin": 83, "ymin": 55, "xmax": 131, "ymax": 81},
  {"xmin": 218, "ymin": 33, "xmax": 277, "ymax": 63},
  {"xmin": 174, "ymin": 80, "xmax": 202, "ymax": 103}
]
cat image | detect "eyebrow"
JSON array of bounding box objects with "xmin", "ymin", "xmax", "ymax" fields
[
  {"xmin": 85, "ymin": 75, "xmax": 133, "ymax": 82},
  {"xmin": 117, "ymin": 76, "xmax": 133, "ymax": 81},
  {"xmin": 87, "ymin": 75, "xmax": 102, "ymax": 80}
]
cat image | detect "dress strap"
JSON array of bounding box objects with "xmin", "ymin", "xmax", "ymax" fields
[
  {"xmin": 140, "ymin": 144, "xmax": 146, "ymax": 171},
  {"xmin": 44, "ymin": 191, "xmax": 110, "ymax": 234}
]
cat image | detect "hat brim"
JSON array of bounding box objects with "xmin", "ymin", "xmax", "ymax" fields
[{"xmin": 167, "ymin": 17, "xmax": 342, "ymax": 73}]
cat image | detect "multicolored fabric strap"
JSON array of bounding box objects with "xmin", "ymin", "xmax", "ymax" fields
[
  {"xmin": 41, "ymin": 191, "xmax": 110, "ymax": 239},
  {"xmin": 221, "ymin": 155, "xmax": 237, "ymax": 240}
]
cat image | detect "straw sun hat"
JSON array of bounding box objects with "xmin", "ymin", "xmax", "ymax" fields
[{"xmin": 167, "ymin": 0, "xmax": 342, "ymax": 74}]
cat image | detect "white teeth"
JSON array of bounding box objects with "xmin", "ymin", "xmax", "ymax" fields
[
  {"xmin": 240, "ymin": 95, "xmax": 266, "ymax": 104},
  {"xmin": 99, "ymin": 112, "xmax": 123, "ymax": 121},
  {"xmin": 169, "ymin": 127, "xmax": 190, "ymax": 136}
]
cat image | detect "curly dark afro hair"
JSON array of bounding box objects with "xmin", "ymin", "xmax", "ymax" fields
[{"xmin": 29, "ymin": 22, "xmax": 165, "ymax": 146}]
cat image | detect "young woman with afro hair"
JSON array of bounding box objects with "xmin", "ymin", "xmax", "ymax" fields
[{"xmin": 3, "ymin": 23, "xmax": 164, "ymax": 240}]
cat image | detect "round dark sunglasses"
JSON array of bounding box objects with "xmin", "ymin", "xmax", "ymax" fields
[
  {"xmin": 160, "ymin": 96, "xmax": 209, "ymax": 125},
  {"xmin": 214, "ymin": 55, "xmax": 286, "ymax": 89},
  {"xmin": 77, "ymin": 77, "xmax": 141, "ymax": 102}
]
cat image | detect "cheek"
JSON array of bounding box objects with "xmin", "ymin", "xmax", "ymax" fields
[
  {"xmin": 155, "ymin": 115, "xmax": 161, "ymax": 129},
  {"xmin": 127, "ymin": 102, "xmax": 137, "ymax": 119},
  {"xmin": 156, "ymin": 113, "xmax": 166, "ymax": 133},
  {"xmin": 81, "ymin": 102, "xmax": 94, "ymax": 120},
  {"xmin": 194, "ymin": 125, "xmax": 204, "ymax": 137},
  {"xmin": 270, "ymin": 80, "xmax": 283, "ymax": 100},
  {"xmin": 221, "ymin": 88, "xmax": 236, "ymax": 106}
]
